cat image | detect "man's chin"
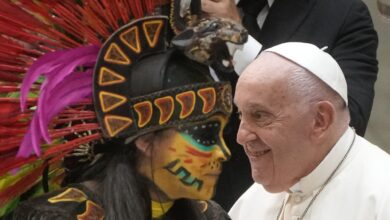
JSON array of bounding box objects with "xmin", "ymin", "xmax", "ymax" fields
[
  {"xmin": 251, "ymin": 175, "xmax": 281, "ymax": 193},
  {"xmin": 260, "ymin": 182, "xmax": 286, "ymax": 193}
]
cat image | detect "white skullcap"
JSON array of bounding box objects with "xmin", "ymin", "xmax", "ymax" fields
[{"xmin": 265, "ymin": 42, "xmax": 348, "ymax": 105}]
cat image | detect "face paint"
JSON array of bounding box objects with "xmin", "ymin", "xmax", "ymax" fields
[{"xmin": 144, "ymin": 114, "xmax": 231, "ymax": 201}]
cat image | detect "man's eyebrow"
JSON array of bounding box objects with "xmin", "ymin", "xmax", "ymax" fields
[
  {"xmin": 247, "ymin": 103, "xmax": 265, "ymax": 109},
  {"xmin": 233, "ymin": 100, "xmax": 265, "ymax": 109}
]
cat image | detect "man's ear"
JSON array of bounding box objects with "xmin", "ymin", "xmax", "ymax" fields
[
  {"xmin": 134, "ymin": 133, "xmax": 155, "ymax": 157},
  {"xmin": 312, "ymin": 101, "xmax": 336, "ymax": 137}
]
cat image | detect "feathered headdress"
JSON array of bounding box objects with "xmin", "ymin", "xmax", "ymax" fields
[{"xmin": 0, "ymin": 0, "xmax": 247, "ymax": 216}]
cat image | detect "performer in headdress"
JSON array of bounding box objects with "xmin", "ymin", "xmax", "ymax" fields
[{"xmin": 0, "ymin": 1, "xmax": 247, "ymax": 219}]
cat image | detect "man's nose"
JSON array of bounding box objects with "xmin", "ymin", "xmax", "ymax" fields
[{"xmin": 236, "ymin": 120, "xmax": 257, "ymax": 146}]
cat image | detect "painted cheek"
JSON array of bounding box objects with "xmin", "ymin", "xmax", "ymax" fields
[
  {"xmin": 177, "ymin": 124, "xmax": 228, "ymax": 170},
  {"xmin": 163, "ymin": 159, "xmax": 204, "ymax": 192},
  {"xmin": 185, "ymin": 145, "xmax": 213, "ymax": 169},
  {"xmin": 186, "ymin": 146, "xmax": 212, "ymax": 158},
  {"xmin": 176, "ymin": 135, "xmax": 212, "ymax": 169},
  {"xmin": 183, "ymin": 158, "xmax": 193, "ymax": 164}
]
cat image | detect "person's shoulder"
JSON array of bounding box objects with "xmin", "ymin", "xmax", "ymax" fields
[
  {"xmin": 197, "ymin": 200, "xmax": 230, "ymax": 220},
  {"xmin": 228, "ymin": 183, "xmax": 283, "ymax": 220},
  {"xmin": 349, "ymin": 136, "xmax": 390, "ymax": 187},
  {"xmin": 7, "ymin": 186, "xmax": 104, "ymax": 220},
  {"xmin": 314, "ymin": 0, "xmax": 366, "ymax": 13},
  {"xmin": 315, "ymin": 0, "xmax": 360, "ymax": 6},
  {"xmin": 228, "ymin": 183, "xmax": 264, "ymax": 214},
  {"xmin": 237, "ymin": 182, "xmax": 265, "ymax": 200},
  {"xmin": 356, "ymin": 136, "xmax": 390, "ymax": 164}
]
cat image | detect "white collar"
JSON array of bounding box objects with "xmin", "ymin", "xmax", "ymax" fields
[{"xmin": 289, "ymin": 127, "xmax": 355, "ymax": 194}]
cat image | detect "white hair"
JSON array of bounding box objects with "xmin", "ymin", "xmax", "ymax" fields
[{"xmin": 286, "ymin": 65, "xmax": 347, "ymax": 111}]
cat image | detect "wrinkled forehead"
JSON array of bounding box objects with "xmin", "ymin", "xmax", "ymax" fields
[
  {"xmin": 237, "ymin": 53, "xmax": 297, "ymax": 96},
  {"xmin": 235, "ymin": 54, "xmax": 294, "ymax": 108}
]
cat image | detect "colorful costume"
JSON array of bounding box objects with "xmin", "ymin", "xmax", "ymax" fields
[
  {"xmin": 0, "ymin": 1, "xmax": 247, "ymax": 219},
  {"xmin": 8, "ymin": 184, "xmax": 229, "ymax": 219}
]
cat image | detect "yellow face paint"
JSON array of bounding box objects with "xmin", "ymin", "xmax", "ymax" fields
[{"xmin": 146, "ymin": 114, "xmax": 231, "ymax": 200}]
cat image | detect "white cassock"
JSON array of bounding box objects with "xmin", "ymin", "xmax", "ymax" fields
[{"xmin": 229, "ymin": 127, "xmax": 390, "ymax": 220}]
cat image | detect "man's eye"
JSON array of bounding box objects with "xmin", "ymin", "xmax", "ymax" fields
[{"xmin": 252, "ymin": 112, "xmax": 262, "ymax": 119}]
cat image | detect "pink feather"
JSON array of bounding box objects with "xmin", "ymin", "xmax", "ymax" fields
[{"xmin": 17, "ymin": 46, "xmax": 99, "ymax": 157}]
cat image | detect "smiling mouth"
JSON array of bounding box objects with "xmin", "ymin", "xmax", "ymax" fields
[{"xmin": 245, "ymin": 148, "xmax": 271, "ymax": 158}]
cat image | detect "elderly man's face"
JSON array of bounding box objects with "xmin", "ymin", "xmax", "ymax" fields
[{"xmin": 234, "ymin": 53, "xmax": 318, "ymax": 193}]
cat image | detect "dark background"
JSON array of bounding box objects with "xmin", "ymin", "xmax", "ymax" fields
[{"xmin": 364, "ymin": 0, "xmax": 390, "ymax": 153}]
